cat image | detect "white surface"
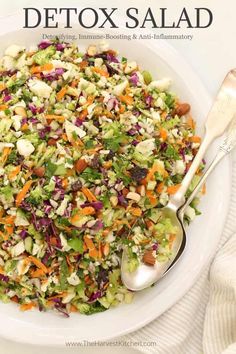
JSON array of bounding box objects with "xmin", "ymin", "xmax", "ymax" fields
[{"xmin": 0, "ymin": 1, "xmax": 235, "ymax": 353}]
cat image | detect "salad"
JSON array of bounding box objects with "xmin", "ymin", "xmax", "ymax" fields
[{"xmin": 0, "ymin": 39, "xmax": 204, "ymax": 316}]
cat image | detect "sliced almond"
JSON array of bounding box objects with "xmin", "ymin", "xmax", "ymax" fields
[
  {"xmin": 126, "ymin": 192, "xmax": 141, "ymax": 203},
  {"xmin": 143, "ymin": 250, "xmax": 156, "ymax": 266}
]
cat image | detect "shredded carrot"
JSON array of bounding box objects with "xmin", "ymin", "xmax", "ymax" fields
[
  {"xmin": 15, "ymin": 180, "xmax": 33, "ymax": 207},
  {"xmin": 45, "ymin": 114, "xmax": 65, "ymax": 122},
  {"xmin": 56, "ymin": 87, "xmax": 67, "ymax": 101},
  {"xmin": 167, "ymin": 184, "xmax": 181, "ymax": 195},
  {"xmin": 161, "ymin": 111, "xmax": 168, "ymax": 119},
  {"xmin": 86, "ymin": 96, "xmax": 95, "ymax": 106},
  {"xmin": 103, "ymin": 161, "xmax": 112, "ymax": 169},
  {"xmin": 84, "ymin": 235, "xmax": 95, "ymax": 250},
  {"xmin": 28, "ymin": 256, "xmax": 48, "ymax": 274},
  {"xmin": 102, "ymin": 229, "xmax": 110, "ymax": 237},
  {"xmin": 81, "ymin": 187, "xmax": 97, "ymax": 202},
  {"xmin": 119, "ymin": 95, "xmax": 134, "ymax": 105},
  {"xmin": 92, "ymin": 67, "xmax": 109, "ymax": 77},
  {"xmin": 160, "ymin": 128, "xmax": 168, "ymax": 141},
  {"xmin": 31, "ymin": 63, "xmax": 53, "ymax": 74},
  {"xmin": 146, "ymin": 162, "xmax": 167, "ymax": 181},
  {"xmin": 119, "ymin": 104, "xmax": 125, "ymax": 113},
  {"xmin": 146, "ymin": 190, "xmax": 158, "ymax": 206},
  {"xmin": 71, "ymin": 80, "xmax": 79, "ymax": 88},
  {"xmin": 61, "ymin": 178, "xmax": 68, "ymax": 189},
  {"xmin": 30, "ymin": 268, "xmax": 46, "ymax": 278},
  {"xmin": 84, "ymin": 275, "xmax": 93, "ymax": 285},
  {"xmin": 156, "ymin": 182, "xmax": 165, "ymax": 194},
  {"xmin": 70, "ymin": 304, "xmax": 78, "ymax": 312},
  {"xmin": 129, "ymin": 207, "xmax": 142, "ymax": 217},
  {"xmin": 20, "ymin": 302, "xmax": 36, "ymax": 311},
  {"xmin": 70, "ymin": 214, "xmax": 80, "ymax": 224},
  {"xmin": 80, "ymin": 206, "xmax": 96, "ymax": 216},
  {"xmin": 79, "ymin": 61, "xmax": 88, "ymax": 69},
  {"xmin": 84, "ymin": 235, "xmax": 98, "ymax": 259},
  {"xmin": 89, "ymin": 248, "xmax": 99, "ymax": 258},
  {"xmin": 190, "ymin": 136, "xmax": 201, "ymax": 143},
  {"xmin": 0, "ymin": 215, "xmax": 15, "ymax": 240},
  {"xmin": 1, "ymin": 147, "xmax": 11, "ymax": 165},
  {"xmin": 113, "ymin": 219, "xmax": 131, "ymax": 228},
  {"xmin": 21, "ymin": 123, "xmax": 29, "ymax": 131},
  {"xmin": 79, "ymin": 109, "xmax": 88, "ymax": 120},
  {"xmin": 0, "ymin": 105, "xmax": 8, "ymax": 111},
  {"xmin": 0, "ymin": 83, "xmax": 6, "ymax": 92},
  {"xmin": 50, "ymin": 237, "xmax": 58, "ymax": 246}
]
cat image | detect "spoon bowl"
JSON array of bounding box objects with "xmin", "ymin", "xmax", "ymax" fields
[{"xmin": 121, "ymin": 206, "xmax": 186, "ymax": 291}]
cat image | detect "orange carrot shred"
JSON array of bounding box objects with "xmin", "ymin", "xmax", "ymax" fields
[
  {"xmin": 119, "ymin": 95, "xmax": 134, "ymax": 106},
  {"xmin": 56, "ymin": 87, "xmax": 67, "ymax": 101},
  {"xmin": 167, "ymin": 184, "xmax": 181, "ymax": 195},
  {"xmin": 160, "ymin": 128, "xmax": 168, "ymax": 141},
  {"xmin": 15, "ymin": 180, "xmax": 33, "ymax": 207},
  {"xmin": 28, "ymin": 256, "xmax": 48, "ymax": 274},
  {"xmin": 81, "ymin": 187, "xmax": 97, "ymax": 202},
  {"xmin": 20, "ymin": 302, "xmax": 36, "ymax": 311}
]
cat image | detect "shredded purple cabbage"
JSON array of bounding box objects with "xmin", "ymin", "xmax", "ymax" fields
[
  {"xmin": 92, "ymin": 220, "xmax": 104, "ymax": 231},
  {"xmin": 39, "ymin": 126, "xmax": 51, "ymax": 139},
  {"xmin": 19, "ymin": 229, "xmax": 27, "ymax": 239},
  {"xmin": 107, "ymin": 53, "xmax": 119, "ymax": 63},
  {"xmin": 55, "ymin": 43, "xmax": 66, "ymax": 51},
  {"xmin": 0, "ymin": 274, "xmax": 9, "ymax": 283},
  {"xmin": 3, "ymin": 94, "xmax": 12, "ymax": 102},
  {"xmin": 38, "ymin": 41, "xmax": 52, "ymax": 49},
  {"xmin": 88, "ymin": 290, "xmax": 102, "ymax": 303},
  {"xmin": 81, "ymin": 201, "xmax": 103, "ymax": 210},
  {"xmin": 118, "ymin": 194, "xmax": 128, "ymax": 207},
  {"xmin": 130, "ymin": 72, "xmax": 139, "ymax": 86},
  {"xmin": 75, "ymin": 117, "xmax": 84, "ymax": 127},
  {"xmin": 21, "ymin": 118, "xmax": 28, "ymax": 126},
  {"xmin": 145, "ymin": 95, "xmax": 153, "ymax": 107},
  {"xmin": 29, "ymin": 117, "xmax": 39, "ymax": 124}
]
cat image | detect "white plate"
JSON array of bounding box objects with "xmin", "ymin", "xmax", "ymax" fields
[{"xmin": 0, "ymin": 13, "xmax": 231, "ymax": 347}]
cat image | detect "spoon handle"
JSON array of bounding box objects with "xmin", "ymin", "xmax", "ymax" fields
[
  {"xmin": 169, "ymin": 69, "xmax": 236, "ymax": 210},
  {"xmin": 179, "ymin": 115, "xmax": 236, "ymax": 218}
]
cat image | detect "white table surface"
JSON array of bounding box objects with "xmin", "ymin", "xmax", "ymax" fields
[{"xmin": 0, "ymin": 1, "xmax": 235, "ymax": 353}]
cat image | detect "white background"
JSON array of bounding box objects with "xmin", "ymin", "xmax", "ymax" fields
[{"xmin": 0, "ymin": 1, "xmax": 235, "ymax": 353}]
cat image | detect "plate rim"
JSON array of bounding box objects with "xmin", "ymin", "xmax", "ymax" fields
[{"xmin": 0, "ymin": 13, "xmax": 232, "ymax": 346}]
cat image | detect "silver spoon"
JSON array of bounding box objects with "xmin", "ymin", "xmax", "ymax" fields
[{"xmin": 121, "ymin": 69, "xmax": 236, "ymax": 291}]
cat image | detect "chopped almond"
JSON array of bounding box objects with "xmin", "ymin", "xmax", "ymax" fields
[{"xmin": 143, "ymin": 250, "xmax": 156, "ymax": 266}]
